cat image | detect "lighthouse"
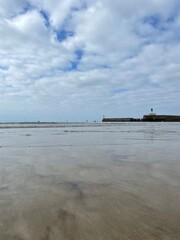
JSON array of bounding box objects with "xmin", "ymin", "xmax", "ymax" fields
[{"xmin": 149, "ymin": 108, "xmax": 156, "ymax": 116}]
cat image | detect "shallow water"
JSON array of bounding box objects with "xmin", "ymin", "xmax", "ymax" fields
[{"xmin": 0, "ymin": 122, "xmax": 180, "ymax": 240}]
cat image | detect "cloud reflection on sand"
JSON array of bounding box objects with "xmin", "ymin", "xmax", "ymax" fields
[{"xmin": 0, "ymin": 123, "xmax": 180, "ymax": 239}]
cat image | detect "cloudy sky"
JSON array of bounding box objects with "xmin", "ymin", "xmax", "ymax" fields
[{"xmin": 0, "ymin": 0, "xmax": 180, "ymax": 121}]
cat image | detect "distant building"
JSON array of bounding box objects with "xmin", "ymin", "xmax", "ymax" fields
[{"xmin": 102, "ymin": 109, "xmax": 180, "ymax": 122}]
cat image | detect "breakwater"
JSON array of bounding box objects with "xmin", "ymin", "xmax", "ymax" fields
[{"xmin": 102, "ymin": 115, "xmax": 180, "ymax": 122}]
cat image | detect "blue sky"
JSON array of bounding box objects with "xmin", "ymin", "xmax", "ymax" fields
[{"xmin": 0, "ymin": 0, "xmax": 180, "ymax": 121}]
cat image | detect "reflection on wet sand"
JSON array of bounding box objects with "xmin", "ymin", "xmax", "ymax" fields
[{"xmin": 0, "ymin": 123, "xmax": 180, "ymax": 239}]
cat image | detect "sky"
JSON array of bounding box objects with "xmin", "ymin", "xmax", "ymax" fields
[{"xmin": 0, "ymin": 0, "xmax": 180, "ymax": 122}]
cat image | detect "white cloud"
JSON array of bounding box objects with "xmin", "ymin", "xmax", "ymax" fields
[
  {"xmin": 0, "ymin": 0, "xmax": 180, "ymax": 121},
  {"xmin": 0, "ymin": 0, "xmax": 26, "ymax": 17}
]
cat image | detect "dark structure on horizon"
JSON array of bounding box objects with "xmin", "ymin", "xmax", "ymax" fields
[{"xmin": 102, "ymin": 109, "xmax": 180, "ymax": 122}]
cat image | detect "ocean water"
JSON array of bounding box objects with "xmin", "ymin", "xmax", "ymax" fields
[{"xmin": 0, "ymin": 122, "xmax": 180, "ymax": 240}]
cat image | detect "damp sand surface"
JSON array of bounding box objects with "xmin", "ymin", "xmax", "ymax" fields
[{"xmin": 0, "ymin": 122, "xmax": 180, "ymax": 240}]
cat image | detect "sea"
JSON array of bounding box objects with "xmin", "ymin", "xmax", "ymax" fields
[{"xmin": 0, "ymin": 122, "xmax": 180, "ymax": 240}]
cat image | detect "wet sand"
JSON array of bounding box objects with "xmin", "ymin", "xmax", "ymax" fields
[{"xmin": 0, "ymin": 123, "xmax": 180, "ymax": 240}]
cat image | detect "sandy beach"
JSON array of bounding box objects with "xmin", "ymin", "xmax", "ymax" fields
[{"xmin": 0, "ymin": 122, "xmax": 180, "ymax": 240}]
